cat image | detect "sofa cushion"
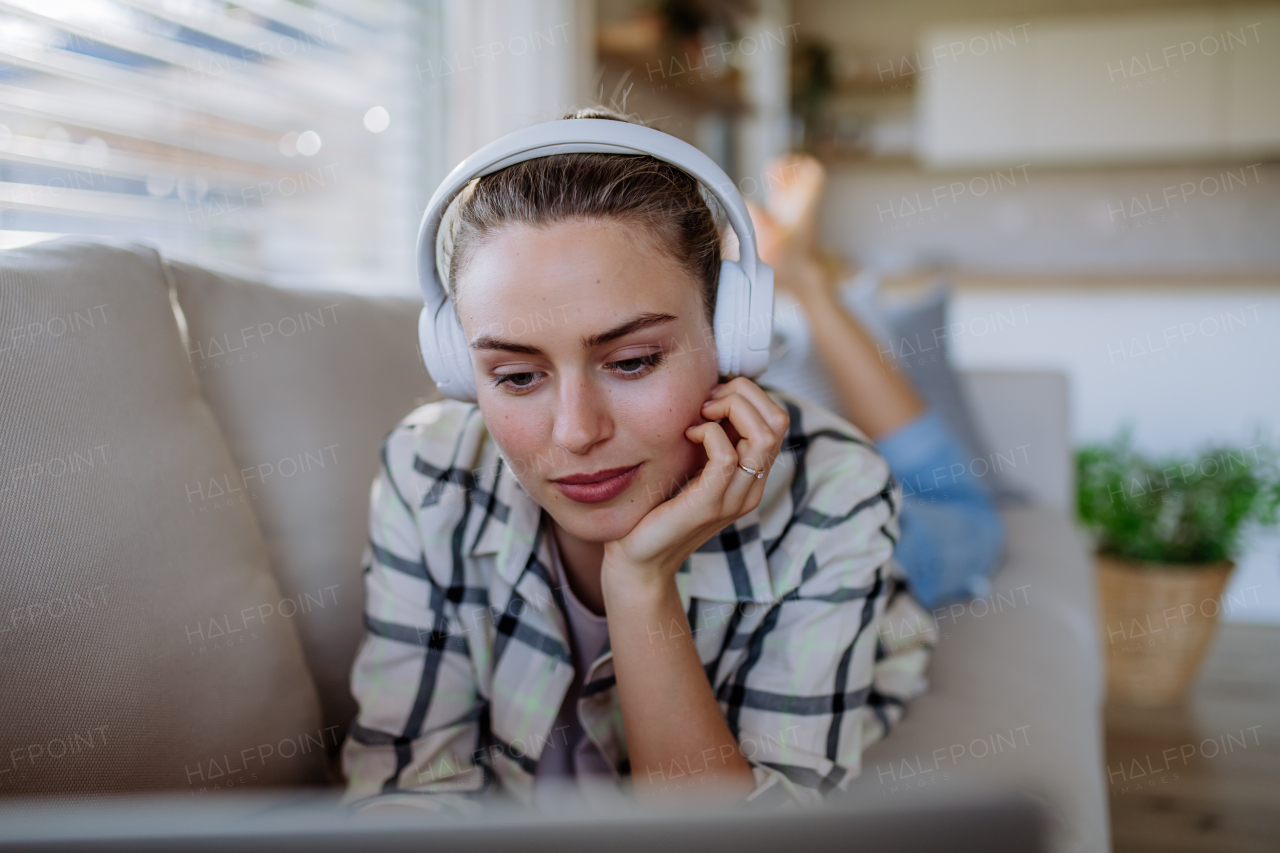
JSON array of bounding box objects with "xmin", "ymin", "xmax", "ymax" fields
[
  {"xmin": 0, "ymin": 238, "xmax": 327, "ymax": 795},
  {"xmin": 762, "ymin": 279, "xmax": 1020, "ymax": 502},
  {"xmin": 167, "ymin": 260, "xmax": 435, "ymax": 748},
  {"xmin": 960, "ymin": 371, "xmax": 1072, "ymax": 511},
  {"xmin": 852, "ymin": 281, "xmax": 1026, "ymax": 504},
  {"xmin": 840, "ymin": 505, "xmax": 1109, "ymax": 853}
]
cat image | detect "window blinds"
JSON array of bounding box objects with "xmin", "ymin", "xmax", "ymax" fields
[{"xmin": 0, "ymin": 0, "xmax": 437, "ymax": 292}]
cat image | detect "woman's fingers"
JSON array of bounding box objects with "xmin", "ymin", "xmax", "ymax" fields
[
  {"xmin": 654, "ymin": 380, "xmax": 792, "ymax": 534},
  {"xmin": 707, "ymin": 381, "xmax": 789, "ymax": 464},
  {"xmin": 700, "ymin": 390, "xmax": 789, "ymax": 513},
  {"xmin": 618, "ymin": 385, "xmax": 787, "ymax": 571},
  {"xmin": 701, "ymin": 394, "xmax": 774, "ymax": 472},
  {"xmin": 685, "ymin": 420, "xmax": 737, "ymax": 468},
  {"xmin": 614, "ymin": 420, "xmax": 735, "ymax": 568},
  {"xmin": 683, "ymin": 420, "xmax": 743, "ymax": 511},
  {"xmin": 709, "ymin": 378, "xmax": 790, "ymax": 441}
]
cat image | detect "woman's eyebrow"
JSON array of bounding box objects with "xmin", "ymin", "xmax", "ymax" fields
[
  {"xmin": 582, "ymin": 312, "xmax": 677, "ymax": 349},
  {"xmin": 469, "ymin": 336, "xmax": 543, "ymax": 355},
  {"xmin": 469, "ymin": 312, "xmax": 677, "ymax": 354}
]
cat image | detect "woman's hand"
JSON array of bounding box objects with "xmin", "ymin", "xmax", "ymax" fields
[
  {"xmin": 601, "ymin": 377, "xmax": 789, "ymax": 597},
  {"xmin": 601, "ymin": 380, "xmax": 784, "ymax": 805}
]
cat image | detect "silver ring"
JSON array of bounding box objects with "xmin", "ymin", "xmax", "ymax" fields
[{"xmin": 738, "ymin": 463, "xmax": 765, "ymax": 479}]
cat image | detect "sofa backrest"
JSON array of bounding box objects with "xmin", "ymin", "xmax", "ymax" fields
[
  {"xmin": 0, "ymin": 237, "xmax": 1074, "ymax": 798},
  {"xmin": 166, "ymin": 258, "xmax": 439, "ymax": 749},
  {"xmin": 959, "ymin": 370, "xmax": 1072, "ymax": 510},
  {"xmin": 0, "ymin": 238, "xmax": 328, "ymax": 795}
]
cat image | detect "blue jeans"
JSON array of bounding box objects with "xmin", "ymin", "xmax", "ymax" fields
[{"xmin": 876, "ymin": 410, "xmax": 1005, "ymax": 608}]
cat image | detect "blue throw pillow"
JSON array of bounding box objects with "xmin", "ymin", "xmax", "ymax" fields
[
  {"xmin": 850, "ymin": 275, "xmax": 1027, "ymax": 504},
  {"xmin": 762, "ymin": 271, "xmax": 1024, "ymax": 504}
]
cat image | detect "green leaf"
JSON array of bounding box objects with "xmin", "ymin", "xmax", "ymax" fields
[{"xmin": 1075, "ymin": 431, "xmax": 1279, "ymax": 565}]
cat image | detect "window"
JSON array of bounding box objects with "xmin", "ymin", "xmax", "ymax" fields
[{"xmin": 0, "ymin": 0, "xmax": 443, "ymax": 294}]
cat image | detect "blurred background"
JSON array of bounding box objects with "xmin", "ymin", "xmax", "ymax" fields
[
  {"xmin": 2, "ymin": 1, "xmax": 1277, "ymax": 847},
  {"xmin": 3, "ymin": 0, "xmax": 1274, "ymax": 618}
]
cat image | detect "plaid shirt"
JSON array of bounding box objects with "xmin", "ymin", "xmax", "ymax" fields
[{"xmin": 341, "ymin": 391, "xmax": 934, "ymax": 811}]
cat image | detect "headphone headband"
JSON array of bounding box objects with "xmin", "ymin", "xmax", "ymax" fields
[{"xmin": 415, "ymin": 118, "xmax": 773, "ymax": 401}]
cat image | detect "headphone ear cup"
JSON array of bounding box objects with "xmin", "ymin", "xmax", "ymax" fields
[
  {"xmin": 737, "ymin": 259, "xmax": 773, "ymax": 378},
  {"xmin": 712, "ymin": 259, "xmax": 750, "ymax": 377},
  {"xmin": 418, "ymin": 302, "xmax": 477, "ymax": 402}
]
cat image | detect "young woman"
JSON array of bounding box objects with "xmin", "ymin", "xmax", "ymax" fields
[{"xmin": 341, "ymin": 111, "xmax": 932, "ymax": 813}]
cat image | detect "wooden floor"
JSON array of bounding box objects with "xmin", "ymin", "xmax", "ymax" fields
[{"xmin": 1106, "ymin": 624, "xmax": 1280, "ymax": 853}]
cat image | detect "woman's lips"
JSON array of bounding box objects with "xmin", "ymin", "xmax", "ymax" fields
[{"xmin": 551, "ymin": 464, "xmax": 641, "ymax": 504}]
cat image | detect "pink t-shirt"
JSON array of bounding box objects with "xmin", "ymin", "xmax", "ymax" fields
[{"xmin": 532, "ymin": 531, "xmax": 616, "ymax": 802}]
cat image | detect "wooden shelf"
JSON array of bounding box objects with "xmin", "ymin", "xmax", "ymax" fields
[
  {"xmin": 597, "ymin": 47, "xmax": 746, "ymax": 115},
  {"xmin": 879, "ymin": 271, "xmax": 1280, "ymax": 293}
]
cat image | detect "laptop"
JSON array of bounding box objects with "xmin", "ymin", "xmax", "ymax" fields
[{"xmin": 0, "ymin": 787, "xmax": 1044, "ymax": 852}]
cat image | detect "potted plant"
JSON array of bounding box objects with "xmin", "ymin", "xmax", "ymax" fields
[{"xmin": 1076, "ymin": 433, "xmax": 1280, "ymax": 707}]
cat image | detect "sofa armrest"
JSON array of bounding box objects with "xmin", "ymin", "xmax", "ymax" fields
[{"xmin": 958, "ymin": 370, "xmax": 1072, "ymax": 511}]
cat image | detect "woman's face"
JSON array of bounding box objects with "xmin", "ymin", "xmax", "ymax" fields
[{"xmin": 455, "ymin": 219, "xmax": 720, "ymax": 544}]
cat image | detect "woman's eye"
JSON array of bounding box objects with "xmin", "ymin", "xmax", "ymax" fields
[
  {"xmin": 493, "ymin": 371, "xmax": 542, "ymax": 389},
  {"xmin": 609, "ymin": 353, "xmax": 662, "ymax": 375}
]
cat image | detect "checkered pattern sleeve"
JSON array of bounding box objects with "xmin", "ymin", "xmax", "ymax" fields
[
  {"xmin": 723, "ymin": 399, "xmax": 933, "ymax": 808},
  {"xmin": 341, "ymin": 408, "xmax": 490, "ymax": 813}
]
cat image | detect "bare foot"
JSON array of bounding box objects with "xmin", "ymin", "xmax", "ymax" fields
[{"xmin": 762, "ymin": 155, "xmax": 826, "ymax": 255}]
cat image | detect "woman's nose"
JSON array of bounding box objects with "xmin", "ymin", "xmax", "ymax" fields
[{"xmin": 552, "ymin": 375, "xmax": 611, "ymax": 455}]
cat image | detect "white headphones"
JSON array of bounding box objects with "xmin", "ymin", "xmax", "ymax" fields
[{"xmin": 416, "ymin": 118, "xmax": 774, "ymax": 402}]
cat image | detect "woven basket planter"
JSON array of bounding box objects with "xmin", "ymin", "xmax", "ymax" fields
[{"xmin": 1096, "ymin": 555, "xmax": 1234, "ymax": 707}]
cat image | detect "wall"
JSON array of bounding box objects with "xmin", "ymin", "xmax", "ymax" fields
[
  {"xmin": 793, "ymin": 0, "xmax": 1247, "ymax": 72},
  {"xmin": 940, "ymin": 288, "xmax": 1280, "ymax": 623},
  {"xmin": 821, "ymin": 161, "xmax": 1280, "ymax": 274},
  {"xmin": 439, "ymin": 0, "xmax": 596, "ymax": 167},
  {"xmin": 801, "ymin": 0, "xmax": 1280, "ymax": 623}
]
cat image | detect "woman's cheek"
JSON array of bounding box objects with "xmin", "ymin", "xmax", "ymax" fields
[
  {"xmin": 626, "ymin": 380, "xmax": 706, "ymax": 472},
  {"xmin": 479, "ymin": 399, "xmax": 547, "ymax": 481}
]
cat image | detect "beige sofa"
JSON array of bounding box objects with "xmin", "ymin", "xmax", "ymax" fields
[{"xmin": 0, "ymin": 239, "xmax": 1107, "ymax": 851}]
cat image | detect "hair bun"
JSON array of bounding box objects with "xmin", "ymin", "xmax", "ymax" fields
[{"xmin": 561, "ymin": 106, "xmax": 642, "ymax": 125}]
